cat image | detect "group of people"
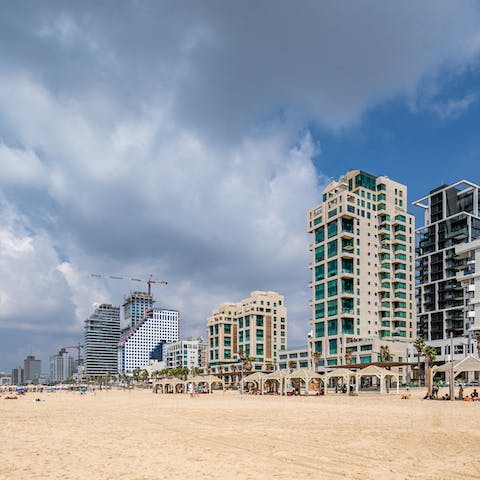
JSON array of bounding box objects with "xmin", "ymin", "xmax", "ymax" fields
[{"xmin": 425, "ymin": 385, "xmax": 479, "ymax": 401}]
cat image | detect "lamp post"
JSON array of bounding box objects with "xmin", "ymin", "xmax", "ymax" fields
[{"xmin": 307, "ymin": 330, "xmax": 313, "ymax": 370}]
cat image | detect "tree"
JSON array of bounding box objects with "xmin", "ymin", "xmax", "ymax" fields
[
  {"xmin": 312, "ymin": 351, "xmax": 321, "ymax": 370},
  {"xmin": 379, "ymin": 345, "xmax": 391, "ymax": 363},
  {"xmin": 422, "ymin": 345, "xmax": 437, "ymax": 397},
  {"xmin": 414, "ymin": 338, "xmax": 426, "ymax": 386},
  {"xmin": 288, "ymin": 360, "xmax": 297, "ymax": 373},
  {"xmin": 345, "ymin": 349, "xmax": 353, "ymax": 366},
  {"xmin": 132, "ymin": 367, "xmax": 141, "ymax": 384}
]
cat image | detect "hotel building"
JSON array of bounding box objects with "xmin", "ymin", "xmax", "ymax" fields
[
  {"xmin": 308, "ymin": 170, "xmax": 415, "ymax": 368},
  {"xmin": 84, "ymin": 303, "xmax": 121, "ymax": 376},
  {"xmin": 118, "ymin": 308, "xmax": 179, "ymax": 373},
  {"xmin": 165, "ymin": 340, "xmax": 200, "ymax": 370},
  {"xmin": 414, "ymin": 180, "xmax": 480, "ymax": 362},
  {"xmin": 207, "ymin": 291, "xmax": 287, "ymax": 373}
]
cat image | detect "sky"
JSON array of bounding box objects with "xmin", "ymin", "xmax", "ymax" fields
[{"xmin": 1, "ymin": 1, "xmax": 480, "ymax": 371}]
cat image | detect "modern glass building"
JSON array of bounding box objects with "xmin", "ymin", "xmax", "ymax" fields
[
  {"xmin": 84, "ymin": 303, "xmax": 121, "ymax": 376},
  {"xmin": 308, "ymin": 170, "xmax": 415, "ymax": 367},
  {"xmin": 414, "ymin": 180, "xmax": 480, "ymax": 362}
]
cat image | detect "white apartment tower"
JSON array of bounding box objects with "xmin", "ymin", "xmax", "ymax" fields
[
  {"xmin": 118, "ymin": 308, "xmax": 179, "ymax": 373},
  {"xmin": 308, "ymin": 170, "xmax": 415, "ymax": 367},
  {"xmin": 207, "ymin": 291, "xmax": 287, "ymax": 372},
  {"xmin": 84, "ymin": 303, "xmax": 121, "ymax": 376},
  {"xmin": 166, "ymin": 340, "xmax": 200, "ymax": 370}
]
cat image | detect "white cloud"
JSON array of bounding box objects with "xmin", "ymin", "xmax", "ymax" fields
[{"xmin": 431, "ymin": 93, "xmax": 478, "ymax": 119}]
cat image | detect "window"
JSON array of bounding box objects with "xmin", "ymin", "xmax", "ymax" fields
[
  {"xmin": 315, "ymin": 264, "xmax": 325, "ymax": 281},
  {"xmin": 329, "ymin": 339, "xmax": 338, "ymax": 355},
  {"xmin": 315, "ymin": 322, "xmax": 325, "ymax": 337},
  {"xmin": 315, "ymin": 246, "xmax": 325, "ymax": 263},
  {"xmin": 315, "ymin": 283, "xmax": 325, "ymax": 301},
  {"xmin": 327, "ymin": 299, "xmax": 338, "ymax": 317},
  {"xmin": 315, "ymin": 226, "xmax": 324, "ymax": 244},
  {"xmin": 327, "ymin": 319, "xmax": 338, "ymax": 335},
  {"xmin": 328, "ymin": 260, "xmax": 338, "ymax": 277},
  {"xmin": 327, "ymin": 280, "xmax": 337, "ymax": 297},
  {"xmin": 327, "ymin": 239, "xmax": 338, "ymax": 258},
  {"xmin": 315, "ymin": 303, "xmax": 325, "ymax": 319},
  {"xmin": 256, "ymin": 316, "xmax": 264, "ymax": 327},
  {"xmin": 256, "ymin": 344, "xmax": 264, "ymax": 355},
  {"xmin": 327, "ymin": 220, "xmax": 338, "ymax": 238}
]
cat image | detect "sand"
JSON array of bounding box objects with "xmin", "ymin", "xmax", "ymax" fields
[{"xmin": 1, "ymin": 388, "xmax": 479, "ymax": 480}]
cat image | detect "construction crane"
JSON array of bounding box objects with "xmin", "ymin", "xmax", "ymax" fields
[
  {"xmin": 91, "ymin": 273, "xmax": 168, "ymax": 296},
  {"xmin": 63, "ymin": 344, "xmax": 83, "ymax": 366}
]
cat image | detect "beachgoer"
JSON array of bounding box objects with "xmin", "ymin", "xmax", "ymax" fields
[
  {"xmin": 471, "ymin": 389, "xmax": 478, "ymax": 400},
  {"xmin": 188, "ymin": 382, "xmax": 194, "ymax": 398},
  {"xmin": 458, "ymin": 386, "xmax": 464, "ymax": 400}
]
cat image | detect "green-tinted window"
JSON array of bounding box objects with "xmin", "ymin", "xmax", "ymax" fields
[
  {"xmin": 315, "ymin": 245, "xmax": 324, "ymax": 263},
  {"xmin": 313, "ymin": 300, "xmax": 324, "ymax": 318},
  {"xmin": 256, "ymin": 316, "xmax": 264, "ymax": 326},
  {"xmin": 327, "ymin": 220, "xmax": 338, "ymax": 238},
  {"xmin": 224, "ymin": 337, "xmax": 231, "ymax": 347},
  {"xmin": 314, "ymin": 341, "xmax": 322, "ymax": 353},
  {"xmin": 354, "ymin": 173, "xmax": 376, "ymax": 191},
  {"xmin": 327, "ymin": 299, "xmax": 338, "ymax": 317},
  {"xmin": 315, "ymin": 283, "xmax": 325, "ymax": 301},
  {"xmin": 329, "ymin": 339, "xmax": 338, "ymax": 355},
  {"xmin": 342, "ymin": 318, "xmax": 354, "ymax": 334},
  {"xmin": 315, "ymin": 264, "xmax": 325, "ymax": 281},
  {"xmin": 327, "ymin": 239, "xmax": 337, "ymax": 258},
  {"xmin": 256, "ymin": 344, "xmax": 264, "ymax": 355},
  {"xmin": 327, "ymin": 280, "xmax": 337, "ymax": 297},
  {"xmin": 327, "ymin": 319, "xmax": 338, "ymax": 335},
  {"xmin": 224, "ymin": 324, "xmax": 231, "ymax": 334},
  {"xmin": 315, "ymin": 321, "xmax": 325, "ymax": 337},
  {"xmin": 327, "ymin": 260, "xmax": 337, "ymax": 277},
  {"xmin": 315, "ymin": 226, "xmax": 324, "ymax": 244},
  {"xmin": 360, "ymin": 355, "xmax": 371, "ymax": 364}
]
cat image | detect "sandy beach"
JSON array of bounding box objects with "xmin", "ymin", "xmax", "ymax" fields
[{"xmin": 1, "ymin": 389, "xmax": 479, "ymax": 480}]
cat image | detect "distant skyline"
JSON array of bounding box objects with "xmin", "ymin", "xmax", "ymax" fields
[{"xmin": 1, "ymin": 1, "xmax": 480, "ymax": 370}]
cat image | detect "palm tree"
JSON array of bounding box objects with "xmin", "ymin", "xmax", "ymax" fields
[
  {"xmin": 288, "ymin": 360, "xmax": 297, "ymax": 373},
  {"xmin": 379, "ymin": 345, "xmax": 391, "ymax": 363},
  {"xmin": 414, "ymin": 338, "xmax": 426, "ymax": 386},
  {"xmin": 422, "ymin": 345, "xmax": 437, "ymax": 397},
  {"xmin": 345, "ymin": 349, "xmax": 353, "ymax": 366},
  {"xmin": 312, "ymin": 351, "xmax": 321, "ymax": 371}
]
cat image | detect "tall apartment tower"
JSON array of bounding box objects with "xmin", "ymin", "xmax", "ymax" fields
[
  {"xmin": 308, "ymin": 170, "xmax": 415, "ymax": 367},
  {"xmin": 414, "ymin": 180, "xmax": 480, "ymax": 362},
  {"xmin": 207, "ymin": 291, "xmax": 287, "ymax": 372},
  {"xmin": 118, "ymin": 308, "xmax": 179, "ymax": 373},
  {"xmin": 49, "ymin": 348, "xmax": 74, "ymax": 383},
  {"xmin": 123, "ymin": 291, "xmax": 154, "ymax": 329},
  {"xmin": 24, "ymin": 355, "xmax": 41, "ymax": 384},
  {"xmin": 84, "ymin": 303, "xmax": 121, "ymax": 376}
]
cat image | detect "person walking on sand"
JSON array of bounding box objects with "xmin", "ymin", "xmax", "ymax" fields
[
  {"xmin": 188, "ymin": 382, "xmax": 194, "ymax": 398},
  {"xmin": 458, "ymin": 385, "xmax": 464, "ymax": 400}
]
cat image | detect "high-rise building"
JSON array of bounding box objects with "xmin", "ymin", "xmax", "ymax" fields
[
  {"xmin": 166, "ymin": 340, "xmax": 200, "ymax": 370},
  {"xmin": 49, "ymin": 348, "xmax": 74, "ymax": 383},
  {"xmin": 414, "ymin": 180, "xmax": 480, "ymax": 362},
  {"xmin": 118, "ymin": 308, "xmax": 179, "ymax": 373},
  {"xmin": 24, "ymin": 355, "xmax": 41, "ymax": 384},
  {"xmin": 123, "ymin": 291, "xmax": 154, "ymax": 329},
  {"xmin": 456, "ymin": 238, "xmax": 480, "ymax": 356},
  {"xmin": 84, "ymin": 303, "xmax": 121, "ymax": 376},
  {"xmin": 308, "ymin": 170, "xmax": 415, "ymax": 367},
  {"xmin": 11, "ymin": 366, "xmax": 24, "ymax": 385},
  {"xmin": 207, "ymin": 291, "xmax": 287, "ymax": 373}
]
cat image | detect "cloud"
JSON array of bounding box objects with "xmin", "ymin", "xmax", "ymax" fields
[
  {"xmin": 430, "ymin": 93, "xmax": 478, "ymax": 119},
  {"xmin": 0, "ymin": 1, "xmax": 480, "ymax": 369}
]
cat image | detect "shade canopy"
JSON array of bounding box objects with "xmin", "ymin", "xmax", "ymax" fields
[{"xmin": 433, "ymin": 355, "xmax": 480, "ymax": 376}]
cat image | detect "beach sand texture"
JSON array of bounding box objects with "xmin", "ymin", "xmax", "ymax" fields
[{"xmin": 1, "ymin": 389, "xmax": 479, "ymax": 480}]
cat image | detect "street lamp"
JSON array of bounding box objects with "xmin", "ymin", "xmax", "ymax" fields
[{"xmin": 307, "ymin": 330, "xmax": 313, "ymax": 370}]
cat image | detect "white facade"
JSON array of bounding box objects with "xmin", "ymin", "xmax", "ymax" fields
[
  {"xmin": 49, "ymin": 349, "xmax": 74, "ymax": 383},
  {"xmin": 456, "ymin": 238, "xmax": 480, "ymax": 356},
  {"xmin": 118, "ymin": 308, "xmax": 179, "ymax": 373},
  {"xmin": 166, "ymin": 340, "xmax": 200, "ymax": 370}
]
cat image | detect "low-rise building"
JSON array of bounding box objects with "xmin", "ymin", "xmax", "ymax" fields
[{"xmin": 166, "ymin": 340, "xmax": 200, "ymax": 370}]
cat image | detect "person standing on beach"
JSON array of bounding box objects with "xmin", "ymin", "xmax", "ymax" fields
[{"xmin": 188, "ymin": 382, "xmax": 194, "ymax": 398}]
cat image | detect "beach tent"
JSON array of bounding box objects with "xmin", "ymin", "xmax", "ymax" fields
[
  {"xmin": 264, "ymin": 370, "xmax": 290, "ymax": 395},
  {"xmin": 287, "ymin": 369, "xmax": 325, "ymax": 395},
  {"xmin": 432, "ymin": 355, "xmax": 480, "ymax": 389},
  {"xmin": 190, "ymin": 375, "xmax": 224, "ymax": 393},
  {"xmin": 324, "ymin": 368, "xmax": 356, "ymax": 395},
  {"xmin": 241, "ymin": 371, "xmax": 267, "ymax": 394},
  {"xmin": 355, "ymin": 365, "xmax": 399, "ymax": 395},
  {"xmin": 153, "ymin": 378, "xmax": 186, "ymax": 394}
]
